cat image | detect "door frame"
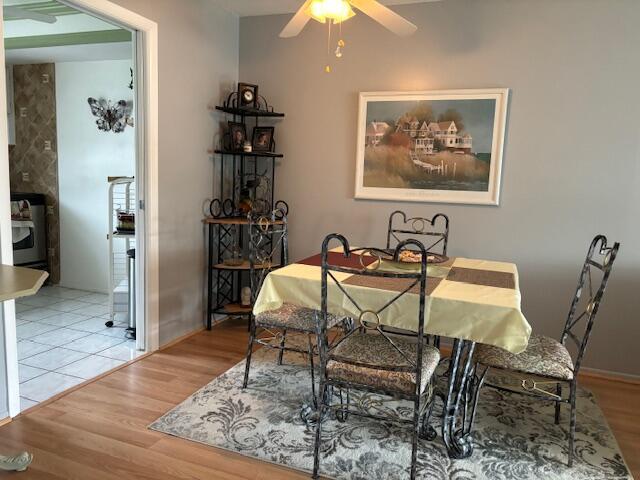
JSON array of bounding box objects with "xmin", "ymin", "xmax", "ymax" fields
[{"xmin": 0, "ymin": 0, "xmax": 159, "ymax": 418}]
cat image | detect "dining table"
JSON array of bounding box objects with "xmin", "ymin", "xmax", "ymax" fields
[{"xmin": 253, "ymin": 246, "xmax": 531, "ymax": 459}]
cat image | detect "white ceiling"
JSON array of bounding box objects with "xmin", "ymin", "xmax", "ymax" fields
[
  {"xmin": 213, "ymin": 0, "xmax": 440, "ymax": 17},
  {"xmin": 5, "ymin": 42, "xmax": 132, "ymax": 64},
  {"xmin": 4, "ymin": 14, "xmax": 120, "ymax": 39},
  {"xmin": 3, "ymin": 0, "xmax": 130, "ymax": 64}
]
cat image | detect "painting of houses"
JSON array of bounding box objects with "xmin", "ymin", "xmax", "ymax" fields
[
  {"xmin": 355, "ymin": 89, "xmax": 509, "ymax": 205},
  {"xmin": 365, "ymin": 121, "xmax": 390, "ymax": 146}
]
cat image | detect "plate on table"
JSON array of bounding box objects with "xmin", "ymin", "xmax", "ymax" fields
[{"xmin": 381, "ymin": 249, "xmax": 449, "ymax": 265}]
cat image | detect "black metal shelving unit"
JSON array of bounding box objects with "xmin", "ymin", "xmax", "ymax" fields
[{"xmin": 205, "ymin": 94, "xmax": 286, "ymax": 330}]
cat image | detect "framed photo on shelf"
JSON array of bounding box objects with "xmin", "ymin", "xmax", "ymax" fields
[
  {"xmin": 228, "ymin": 122, "xmax": 247, "ymax": 151},
  {"xmin": 238, "ymin": 82, "xmax": 259, "ymax": 109},
  {"xmin": 355, "ymin": 88, "xmax": 509, "ymax": 206},
  {"xmin": 252, "ymin": 126, "xmax": 274, "ymax": 152}
]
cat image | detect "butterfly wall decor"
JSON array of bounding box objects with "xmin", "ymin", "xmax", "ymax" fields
[{"xmin": 87, "ymin": 97, "xmax": 134, "ymax": 133}]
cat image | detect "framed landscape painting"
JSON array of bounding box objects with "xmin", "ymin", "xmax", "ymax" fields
[{"xmin": 354, "ymin": 89, "xmax": 509, "ymax": 205}]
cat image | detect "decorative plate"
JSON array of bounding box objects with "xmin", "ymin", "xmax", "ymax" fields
[{"xmin": 382, "ymin": 249, "xmax": 449, "ymax": 265}]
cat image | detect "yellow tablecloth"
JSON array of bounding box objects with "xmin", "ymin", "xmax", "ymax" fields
[{"xmin": 253, "ymin": 250, "xmax": 531, "ymax": 354}]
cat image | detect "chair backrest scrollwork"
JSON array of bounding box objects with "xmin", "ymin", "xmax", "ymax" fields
[
  {"xmin": 387, "ymin": 210, "xmax": 450, "ymax": 255},
  {"xmin": 561, "ymin": 235, "xmax": 620, "ymax": 376},
  {"xmin": 248, "ymin": 209, "xmax": 289, "ymax": 303},
  {"xmin": 318, "ymin": 234, "xmax": 429, "ymax": 396}
]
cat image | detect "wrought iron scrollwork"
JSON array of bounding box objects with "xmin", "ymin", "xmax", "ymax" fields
[
  {"xmin": 223, "ymin": 91, "xmax": 277, "ymax": 113},
  {"xmin": 387, "ymin": 210, "xmax": 450, "ymax": 255},
  {"xmin": 478, "ymin": 234, "xmax": 621, "ymax": 467},
  {"xmin": 208, "ymin": 198, "xmax": 222, "ymax": 218},
  {"xmin": 247, "ymin": 209, "xmax": 289, "ymax": 304},
  {"xmin": 438, "ymin": 339, "xmax": 487, "ymax": 459},
  {"xmin": 313, "ymin": 235, "xmax": 437, "ymax": 480}
]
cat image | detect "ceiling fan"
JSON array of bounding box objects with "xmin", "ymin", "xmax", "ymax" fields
[
  {"xmin": 3, "ymin": 5, "xmax": 57, "ymax": 24},
  {"xmin": 280, "ymin": 0, "xmax": 439, "ymax": 72},
  {"xmin": 281, "ymin": 0, "xmax": 421, "ymax": 39}
]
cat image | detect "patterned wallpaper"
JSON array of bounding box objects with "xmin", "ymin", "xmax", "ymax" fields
[{"xmin": 8, "ymin": 63, "xmax": 60, "ymax": 283}]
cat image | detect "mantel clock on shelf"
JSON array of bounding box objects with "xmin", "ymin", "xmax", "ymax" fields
[{"xmin": 238, "ymin": 82, "xmax": 258, "ymax": 109}]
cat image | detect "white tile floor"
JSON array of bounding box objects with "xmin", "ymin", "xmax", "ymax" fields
[{"xmin": 15, "ymin": 286, "xmax": 145, "ymax": 411}]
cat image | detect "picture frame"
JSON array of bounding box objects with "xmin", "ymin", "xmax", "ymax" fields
[
  {"xmin": 228, "ymin": 121, "xmax": 247, "ymax": 151},
  {"xmin": 238, "ymin": 82, "xmax": 259, "ymax": 109},
  {"xmin": 252, "ymin": 126, "xmax": 274, "ymax": 152},
  {"xmin": 354, "ymin": 88, "xmax": 509, "ymax": 206}
]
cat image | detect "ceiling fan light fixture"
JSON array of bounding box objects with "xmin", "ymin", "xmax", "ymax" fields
[{"xmin": 307, "ymin": 0, "xmax": 355, "ymax": 24}]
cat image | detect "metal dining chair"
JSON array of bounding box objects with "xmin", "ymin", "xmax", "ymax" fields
[
  {"xmin": 387, "ymin": 210, "xmax": 450, "ymax": 256},
  {"xmin": 312, "ymin": 235, "xmax": 440, "ymax": 480},
  {"xmin": 242, "ymin": 210, "xmax": 344, "ymax": 400},
  {"xmin": 475, "ymin": 235, "xmax": 620, "ymax": 467},
  {"xmin": 384, "ymin": 210, "xmax": 450, "ymax": 347}
]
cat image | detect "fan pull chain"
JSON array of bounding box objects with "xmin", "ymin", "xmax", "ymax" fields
[
  {"xmin": 325, "ymin": 20, "xmax": 332, "ymax": 73},
  {"xmin": 335, "ymin": 20, "xmax": 345, "ymax": 58}
]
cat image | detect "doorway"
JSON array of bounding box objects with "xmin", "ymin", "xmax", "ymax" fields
[{"xmin": 0, "ymin": 0, "xmax": 158, "ymax": 418}]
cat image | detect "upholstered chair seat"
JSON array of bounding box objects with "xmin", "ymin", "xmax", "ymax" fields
[
  {"xmin": 327, "ymin": 332, "xmax": 440, "ymax": 395},
  {"xmin": 254, "ymin": 303, "xmax": 342, "ymax": 332},
  {"xmin": 475, "ymin": 334, "xmax": 574, "ymax": 380}
]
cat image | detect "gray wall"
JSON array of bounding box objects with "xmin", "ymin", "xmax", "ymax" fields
[
  {"xmin": 110, "ymin": 0, "xmax": 239, "ymax": 345},
  {"xmin": 240, "ymin": 0, "xmax": 640, "ymax": 375}
]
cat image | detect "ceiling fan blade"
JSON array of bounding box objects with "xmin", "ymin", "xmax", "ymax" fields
[
  {"xmin": 349, "ymin": 0, "xmax": 417, "ymax": 36},
  {"xmin": 3, "ymin": 6, "xmax": 57, "ymax": 24},
  {"xmin": 279, "ymin": 0, "xmax": 313, "ymax": 38}
]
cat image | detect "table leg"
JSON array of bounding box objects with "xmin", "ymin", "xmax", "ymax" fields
[
  {"xmin": 441, "ymin": 339, "xmax": 487, "ymax": 459},
  {"xmin": 206, "ymin": 223, "xmax": 214, "ymax": 330},
  {"xmin": 300, "ymin": 386, "xmax": 334, "ymax": 427}
]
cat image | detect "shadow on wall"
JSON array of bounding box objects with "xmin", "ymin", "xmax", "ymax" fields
[{"xmin": 518, "ymin": 258, "xmax": 639, "ymax": 376}]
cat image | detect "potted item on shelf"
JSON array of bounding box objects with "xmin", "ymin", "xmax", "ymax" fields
[
  {"xmin": 116, "ymin": 211, "xmax": 135, "ymax": 232},
  {"xmin": 252, "ymin": 126, "xmax": 274, "ymax": 152},
  {"xmin": 223, "ymin": 244, "xmax": 244, "ymax": 267},
  {"xmin": 222, "ymin": 227, "xmax": 244, "ymax": 266},
  {"xmin": 228, "ymin": 121, "xmax": 247, "ymax": 151},
  {"xmin": 234, "ymin": 174, "xmax": 273, "ymax": 216},
  {"xmin": 237, "ymin": 187, "xmax": 253, "ymax": 214}
]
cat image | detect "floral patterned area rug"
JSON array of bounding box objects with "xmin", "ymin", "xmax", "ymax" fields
[{"xmin": 149, "ymin": 349, "xmax": 632, "ymax": 480}]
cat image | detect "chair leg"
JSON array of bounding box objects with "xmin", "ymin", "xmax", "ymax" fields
[
  {"xmin": 242, "ymin": 318, "xmax": 257, "ymax": 389},
  {"xmin": 277, "ymin": 329, "xmax": 287, "ymax": 365},
  {"xmin": 410, "ymin": 397, "xmax": 422, "ymax": 480},
  {"xmin": 341, "ymin": 317, "xmax": 354, "ymax": 335},
  {"xmin": 554, "ymin": 383, "xmax": 562, "ymax": 425},
  {"xmin": 312, "ymin": 381, "xmax": 327, "ymax": 480},
  {"xmin": 308, "ymin": 334, "xmax": 317, "ymax": 408},
  {"xmin": 419, "ymin": 393, "xmax": 437, "ymax": 441},
  {"xmin": 336, "ymin": 387, "xmax": 350, "ymax": 422},
  {"xmin": 568, "ymin": 381, "xmax": 577, "ymax": 467}
]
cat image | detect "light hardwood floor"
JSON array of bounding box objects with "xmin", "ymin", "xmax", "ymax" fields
[{"xmin": 0, "ymin": 317, "xmax": 638, "ymax": 479}]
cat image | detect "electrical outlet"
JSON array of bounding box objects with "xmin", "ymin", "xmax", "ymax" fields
[
  {"xmin": 41, "ymin": 74, "xmax": 49, "ymax": 84},
  {"xmin": 46, "ymin": 205, "xmax": 54, "ymax": 215},
  {"xmin": 19, "ymin": 107, "xmax": 27, "ymax": 118},
  {"xmin": 21, "ymin": 172, "xmax": 30, "ymax": 182},
  {"xmin": 44, "ymin": 140, "xmax": 52, "ymax": 151}
]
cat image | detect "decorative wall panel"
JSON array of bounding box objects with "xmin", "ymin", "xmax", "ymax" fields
[{"xmin": 9, "ymin": 63, "xmax": 60, "ymax": 283}]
